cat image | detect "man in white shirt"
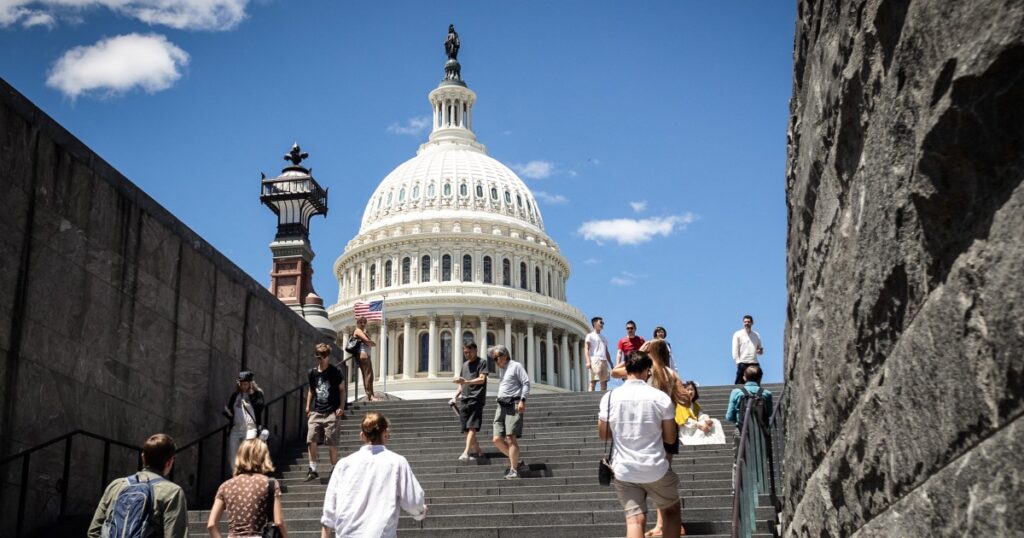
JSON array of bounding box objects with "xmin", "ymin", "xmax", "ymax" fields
[
  {"xmin": 598, "ymin": 352, "xmax": 682, "ymax": 538},
  {"xmin": 731, "ymin": 314, "xmax": 763, "ymax": 384},
  {"xmin": 490, "ymin": 345, "xmax": 530, "ymax": 479},
  {"xmin": 585, "ymin": 316, "xmax": 613, "ymax": 392}
]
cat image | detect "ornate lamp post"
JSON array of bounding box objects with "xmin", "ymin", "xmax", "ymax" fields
[{"xmin": 260, "ymin": 143, "xmax": 334, "ymax": 335}]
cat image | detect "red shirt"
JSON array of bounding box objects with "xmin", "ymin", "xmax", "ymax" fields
[{"xmin": 617, "ymin": 336, "xmax": 646, "ymax": 355}]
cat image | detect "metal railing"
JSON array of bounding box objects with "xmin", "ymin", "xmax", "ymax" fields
[
  {"xmin": 0, "ymin": 377, "xmax": 324, "ymax": 537},
  {"xmin": 731, "ymin": 389, "xmax": 784, "ymax": 538},
  {"xmin": 0, "ymin": 430, "xmax": 142, "ymax": 537}
]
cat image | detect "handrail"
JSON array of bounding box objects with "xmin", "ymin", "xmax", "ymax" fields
[
  {"xmin": 730, "ymin": 390, "xmax": 781, "ymax": 538},
  {"xmin": 0, "ymin": 374, "xmax": 325, "ymax": 538}
]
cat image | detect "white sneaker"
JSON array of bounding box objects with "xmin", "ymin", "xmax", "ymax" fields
[{"xmin": 458, "ymin": 454, "xmax": 475, "ymax": 462}]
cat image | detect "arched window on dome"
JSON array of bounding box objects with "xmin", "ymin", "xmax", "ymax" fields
[
  {"xmin": 399, "ymin": 188, "xmax": 406, "ymax": 202},
  {"xmin": 517, "ymin": 194, "xmax": 523, "ymax": 208},
  {"xmin": 460, "ymin": 182, "xmax": 468, "ymax": 197},
  {"xmin": 419, "ymin": 332, "xmax": 429, "ymax": 373},
  {"xmin": 442, "ymin": 254, "xmax": 452, "ymax": 281},
  {"xmin": 483, "ymin": 256, "xmax": 493, "ymax": 284},
  {"xmin": 526, "ymin": 199, "xmax": 532, "ymax": 212},
  {"xmin": 401, "ymin": 257, "xmax": 411, "ymax": 284},
  {"xmin": 462, "ymin": 330, "xmax": 474, "ymax": 346},
  {"xmin": 490, "ymin": 187, "xmax": 498, "ymax": 201},
  {"xmin": 386, "ymin": 192, "xmax": 393, "ymax": 206},
  {"xmin": 412, "ymin": 185, "xmax": 420, "ymax": 199},
  {"xmin": 428, "ymin": 184, "xmax": 436, "ymax": 198},
  {"xmin": 535, "ymin": 267, "xmax": 541, "ymax": 293},
  {"xmin": 421, "ymin": 255, "xmax": 431, "ymax": 283},
  {"xmin": 443, "ymin": 183, "xmax": 451, "ymax": 197},
  {"xmin": 520, "ymin": 262, "xmax": 527, "ymax": 290},
  {"xmin": 547, "ymin": 271, "xmax": 552, "ymax": 297},
  {"xmin": 369, "ymin": 264, "xmax": 376, "ymax": 291},
  {"xmin": 504, "ymin": 191, "xmax": 511, "ymax": 205},
  {"xmin": 462, "ymin": 254, "xmax": 472, "ymax": 281},
  {"xmin": 357, "ymin": 268, "xmax": 363, "ymax": 294},
  {"xmin": 440, "ymin": 330, "xmax": 452, "ymax": 372},
  {"xmin": 502, "ymin": 258, "xmax": 511, "ymax": 286},
  {"xmin": 475, "ymin": 185, "xmax": 483, "ymax": 198},
  {"xmin": 377, "ymin": 196, "xmax": 382, "ymax": 210},
  {"xmin": 384, "ymin": 260, "xmax": 393, "ymax": 287}
]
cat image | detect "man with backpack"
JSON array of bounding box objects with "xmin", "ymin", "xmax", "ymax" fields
[
  {"xmin": 725, "ymin": 364, "xmax": 773, "ymax": 431},
  {"xmin": 88, "ymin": 433, "xmax": 188, "ymax": 537}
]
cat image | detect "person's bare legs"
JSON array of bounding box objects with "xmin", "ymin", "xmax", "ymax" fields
[
  {"xmin": 590, "ymin": 379, "xmax": 598, "ymax": 392},
  {"xmin": 307, "ymin": 441, "xmax": 318, "ymax": 468},
  {"xmin": 659, "ymin": 501, "xmax": 682, "ymax": 538},
  {"xmin": 327, "ymin": 445, "xmax": 339, "ymax": 466},
  {"xmin": 506, "ymin": 435, "xmax": 520, "ymax": 470},
  {"xmin": 600, "ymin": 380, "xmax": 609, "ymax": 391},
  {"xmin": 626, "ymin": 514, "xmax": 648, "ymax": 538},
  {"xmin": 463, "ymin": 429, "xmax": 481, "ymax": 457}
]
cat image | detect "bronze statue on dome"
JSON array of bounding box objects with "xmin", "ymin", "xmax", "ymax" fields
[{"xmin": 445, "ymin": 24, "xmax": 460, "ymax": 61}]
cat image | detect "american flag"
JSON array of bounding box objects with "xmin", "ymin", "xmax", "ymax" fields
[{"xmin": 353, "ymin": 300, "xmax": 384, "ymax": 321}]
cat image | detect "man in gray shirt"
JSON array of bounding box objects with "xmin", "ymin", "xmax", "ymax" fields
[
  {"xmin": 451, "ymin": 341, "xmax": 488, "ymax": 462},
  {"xmin": 489, "ymin": 344, "xmax": 530, "ymax": 479}
]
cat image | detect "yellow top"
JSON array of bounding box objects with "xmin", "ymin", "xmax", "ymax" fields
[{"xmin": 675, "ymin": 401, "xmax": 703, "ymax": 426}]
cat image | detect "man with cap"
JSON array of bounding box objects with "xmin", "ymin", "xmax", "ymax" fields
[{"xmin": 222, "ymin": 371, "xmax": 266, "ymax": 472}]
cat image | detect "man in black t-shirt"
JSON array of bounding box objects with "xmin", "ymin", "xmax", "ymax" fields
[
  {"xmin": 304, "ymin": 343, "xmax": 345, "ymax": 481},
  {"xmin": 450, "ymin": 341, "xmax": 489, "ymax": 462}
]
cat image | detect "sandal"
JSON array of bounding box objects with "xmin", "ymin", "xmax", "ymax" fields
[{"xmin": 645, "ymin": 528, "xmax": 663, "ymax": 537}]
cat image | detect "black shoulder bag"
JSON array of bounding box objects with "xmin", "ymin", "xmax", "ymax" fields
[
  {"xmin": 598, "ymin": 392, "xmax": 615, "ymax": 486},
  {"xmin": 262, "ymin": 477, "xmax": 282, "ymax": 538}
]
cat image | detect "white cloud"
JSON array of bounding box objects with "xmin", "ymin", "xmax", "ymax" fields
[
  {"xmin": 21, "ymin": 11, "xmax": 54, "ymax": 27},
  {"xmin": 583, "ymin": 258, "xmax": 600, "ymax": 265},
  {"xmin": 512, "ymin": 160, "xmax": 554, "ymax": 179},
  {"xmin": 534, "ymin": 191, "xmax": 568, "ymax": 205},
  {"xmin": 630, "ymin": 200, "xmax": 647, "ymax": 213},
  {"xmin": 0, "ymin": 0, "xmax": 249, "ymax": 30},
  {"xmin": 46, "ymin": 34, "xmax": 190, "ymax": 100},
  {"xmin": 610, "ymin": 276, "xmax": 635, "ymax": 286},
  {"xmin": 578, "ymin": 213, "xmax": 698, "ymax": 245},
  {"xmin": 386, "ymin": 116, "xmax": 430, "ymax": 136}
]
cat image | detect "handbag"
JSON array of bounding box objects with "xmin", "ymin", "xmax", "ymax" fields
[
  {"xmin": 598, "ymin": 392, "xmax": 615, "ymax": 486},
  {"xmin": 344, "ymin": 336, "xmax": 361, "ymax": 355},
  {"xmin": 262, "ymin": 477, "xmax": 282, "ymax": 538}
]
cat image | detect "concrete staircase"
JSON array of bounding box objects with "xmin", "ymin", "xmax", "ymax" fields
[{"xmin": 188, "ymin": 384, "xmax": 781, "ymax": 537}]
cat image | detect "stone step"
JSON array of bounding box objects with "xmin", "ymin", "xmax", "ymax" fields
[
  {"xmin": 189, "ymin": 506, "xmax": 775, "ymax": 532},
  {"xmin": 272, "ymin": 483, "xmax": 741, "ymax": 503},
  {"xmin": 278, "ymin": 475, "xmax": 735, "ymax": 496}
]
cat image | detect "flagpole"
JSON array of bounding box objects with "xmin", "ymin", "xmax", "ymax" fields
[{"xmin": 381, "ymin": 295, "xmax": 387, "ymax": 396}]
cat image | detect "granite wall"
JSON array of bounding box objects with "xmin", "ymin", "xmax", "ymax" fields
[
  {"xmin": 0, "ymin": 78, "xmax": 336, "ymax": 535},
  {"xmin": 783, "ymin": 0, "xmax": 1022, "ymax": 536}
]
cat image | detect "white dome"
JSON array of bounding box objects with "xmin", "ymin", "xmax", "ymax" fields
[{"xmin": 360, "ymin": 144, "xmax": 544, "ymax": 234}]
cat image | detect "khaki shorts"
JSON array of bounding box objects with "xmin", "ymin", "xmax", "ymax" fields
[
  {"xmin": 493, "ymin": 401, "xmax": 524, "ymax": 438},
  {"xmin": 613, "ymin": 469, "xmax": 681, "ymax": 518},
  {"xmin": 307, "ymin": 412, "xmax": 341, "ymax": 446},
  {"xmin": 590, "ymin": 357, "xmax": 610, "ymax": 381}
]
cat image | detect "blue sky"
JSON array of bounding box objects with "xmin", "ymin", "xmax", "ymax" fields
[{"xmin": 1, "ymin": 1, "xmax": 796, "ymax": 385}]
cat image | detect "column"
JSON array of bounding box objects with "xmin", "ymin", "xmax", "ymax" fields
[
  {"xmin": 565, "ymin": 329, "xmax": 573, "ymax": 387},
  {"xmin": 578, "ymin": 337, "xmax": 587, "ymax": 391},
  {"xmin": 526, "ymin": 321, "xmax": 536, "ymax": 383},
  {"xmin": 402, "ymin": 317, "xmax": 414, "ymax": 379},
  {"xmin": 504, "ymin": 318, "xmax": 512, "ymax": 350},
  {"xmin": 479, "ymin": 315, "xmax": 488, "ymax": 350},
  {"xmin": 377, "ymin": 321, "xmax": 387, "ymax": 383},
  {"xmin": 428, "ymin": 315, "xmax": 439, "ymax": 378},
  {"xmin": 545, "ymin": 326, "xmax": 555, "ymax": 386},
  {"xmin": 453, "ymin": 314, "xmax": 463, "ymax": 376}
]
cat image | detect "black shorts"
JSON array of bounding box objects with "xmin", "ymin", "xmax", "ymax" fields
[{"xmin": 459, "ymin": 398, "xmax": 484, "ymax": 432}]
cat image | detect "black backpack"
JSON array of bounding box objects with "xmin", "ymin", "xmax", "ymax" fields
[
  {"xmin": 738, "ymin": 386, "xmax": 770, "ymax": 431},
  {"xmin": 101, "ymin": 473, "xmax": 163, "ymax": 538}
]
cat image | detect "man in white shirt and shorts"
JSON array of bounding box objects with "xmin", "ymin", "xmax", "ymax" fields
[
  {"xmin": 598, "ymin": 351, "xmax": 682, "ymax": 538},
  {"xmin": 585, "ymin": 316, "xmax": 613, "ymax": 392}
]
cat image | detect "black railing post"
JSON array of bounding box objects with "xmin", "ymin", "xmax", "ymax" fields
[
  {"xmin": 16, "ymin": 454, "xmax": 29, "ymax": 538},
  {"xmin": 59, "ymin": 436, "xmax": 72, "ymax": 517},
  {"xmin": 101, "ymin": 441, "xmax": 111, "ymax": 497}
]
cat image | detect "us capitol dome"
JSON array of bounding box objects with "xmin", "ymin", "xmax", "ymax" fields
[{"xmin": 328, "ymin": 30, "xmax": 590, "ymax": 397}]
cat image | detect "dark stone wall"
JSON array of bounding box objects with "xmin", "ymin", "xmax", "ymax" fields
[
  {"xmin": 783, "ymin": 0, "xmax": 1023, "ymax": 535},
  {"xmin": 0, "ymin": 77, "xmax": 335, "ymax": 534}
]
